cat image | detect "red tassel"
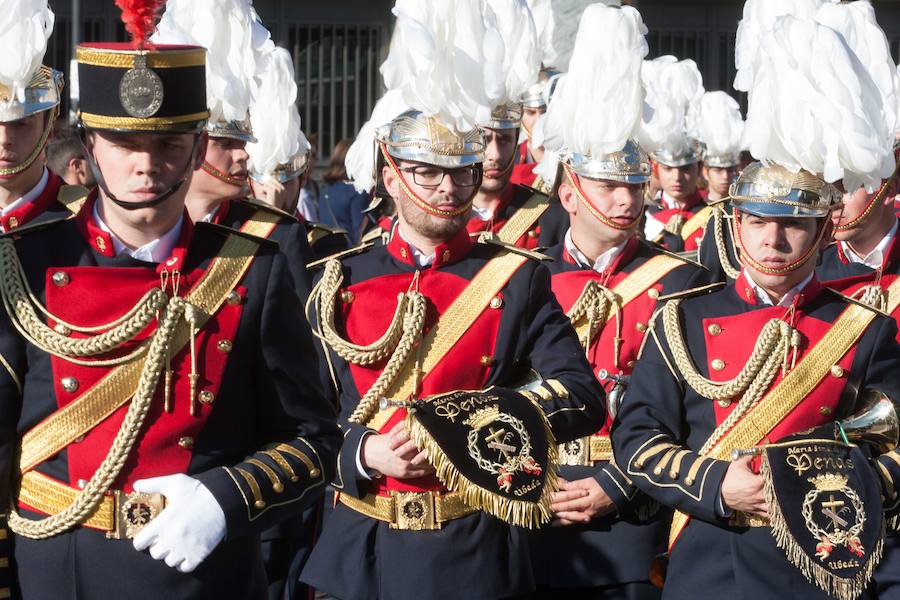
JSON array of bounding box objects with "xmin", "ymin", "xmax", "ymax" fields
[{"xmin": 115, "ymin": 0, "xmax": 166, "ymax": 49}]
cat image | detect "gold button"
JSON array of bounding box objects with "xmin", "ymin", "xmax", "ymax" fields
[
  {"xmin": 707, "ymin": 324, "xmax": 722, "ymax": 336},
  {"xmin": 178, "ymin": 436, "xmax": 194, "ymax": 449},
  {"xmin": 52, "ymin": 271, "xmax": 70, "ymax": 287},
  {"xmin": 341, "ymin": 290, "xmax": 355, "ymax": 304},
  {"xmin": 819, "ymin": 406, "xmax": 832, "ymax": 416},
  {"xmin": 60, "ymin": 376, "xmax": 79, "ymax": 393},
  {"xmin": 636, "ymin": 322, "xmax": 647, "ymax": 332},
  {"xmin": 199, "ymin": 390, "xmax": 215, "ymax": 405},
  {"xmin": 399, "ymin": 247, "xmax": 408, "ymax": 259},
  {"xmin": 711, "ymin": 359, "xmax": 725, "ymax": 371},
  {"xmin": 480, "ymin": 355, "xmax": 493, "ymax": 366},
  {"xmin": 648, "ymin": 288, "xmax": 660, "ymax": 299},
  {"xmin": 527, "ymin": 229, "xmax": 539, "ymax": 239},
  {"xmin": 54, "ymin": 323, "xmax": 71, "ymax": 335},
  {"xmin": 830, "ymin": 365, "xmax": 844, "ymax": 378},
  {"xmin": 226, "ymin": 290, "xmax": 242, "ymax": 306},
  {"xmin": 217, "ymin": 339, "xmax": 233, "ymax": 353},
  {"xmin": 442, "ymin": 250, "xmax": 451, "ymax": 262},
  {"xmin": 626, "ymin": 360, "xmax": 636, "ymax": 368},
  {"xmin": 7, "ymin": 216, "xmax": 18, "ymax": 229},
  {"xmin": 489, "ymin": 296, "xmax": 503, "ymax": 309}
]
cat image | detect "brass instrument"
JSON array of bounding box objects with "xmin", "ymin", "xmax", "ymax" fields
[{"xmin": 731, "ymin": 389, "xmax": 899, "ymax": 460}]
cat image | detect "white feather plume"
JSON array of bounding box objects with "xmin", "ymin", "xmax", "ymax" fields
[
  {"xmin": 381, "ymin": 0, "xmax": 504, "ymax": 132},
  {"xmin": 0, "ymin": 0, "xmax": 54, "ymax": 103},
  {"xmin": 247, "ymin": 47, "xmax": 306, "ymax": 180},
  {"xmin": 639, "ymin": 56, "xmax": 704, "ymax": 155},
  {"xmin": 152, "ymin": 0, "xmax": 274, "ymax": 123},
  {"xmin": 688, "ymin": 91, "xmax": 744, "ymax": 160},
  {"xmin": 743, "ymin": 15, "xmax": 895, "ymax": 192},
  {"xmin": 483, "ymin": 0, "xmax": 542, "ymax": 104},
  {"xmin": 814, "ymin": 1, "xmax": 900, "ymax": 143},
  {"xmin": 534, "ymin": 0, "xmax": 606, "ymax": 72},
  {"xmin": 345, "ymin": 89, "xmax": 410, "ymax": 193},
  {"xmin": 533, "ymin": 148, "xmax": 560, "ymax": 183},
  {"xmin": 733, "ymin": 0, "xmax": 834, "ymax": 92},
  {"xmin": 542, "ymin": 4, "xmax": 647, "ymax": 157}
]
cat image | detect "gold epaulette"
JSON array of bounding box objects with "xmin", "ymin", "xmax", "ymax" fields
[
  {"xmin": 0, "ymin": 217, "xmax": 69, "ymax": 239},
  {"xmin": 306, "ymin": 242, "xmax": 376, "ymax": 270},
  {"xmin": 306, "ymin": 222, "xmax": 350, "ymax": 246},
  {"xmin": 656, "ymin": 282, "xmax": 725, "ymax": 303},
  {"xmin": 643, "ymin": 240, "xmax": 708, "ymax": 270},
  {"xmin": 522, "ymin": 179, "xmax": 551, "ymax": 197},
  {"xmin": 237, "ymin": 196, "xmax": 298, "ymax": 221},
  {"xmin": 827, "ymin": 289, "xmax": 892, "ymax": 319},
  {"xmin": 477, "ymin": 233, "xmax": 552, "ymax": 262},
  {"xmin": 194, "ymin": 221, "xmax": 279, "ymax": 248},
  {"xmin": 360, "ymin": 226, "xmax": 390, "ymax": 245},
  {"xmin": 57, "ymin": 184, "xmax": 90, "ymax": 216}
]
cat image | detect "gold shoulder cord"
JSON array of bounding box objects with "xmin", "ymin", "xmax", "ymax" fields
[
  {"xmin": 5, "ymin": 210, "xmax": 277, "ymax": 539},
  {"xmin": 307, "ymin": 190, "xmax": 546, "ymax": 429}
]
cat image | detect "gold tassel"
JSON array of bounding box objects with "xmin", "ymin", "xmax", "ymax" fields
[
  {"xmin": 404, "ymin": 403, "xmax": 559, "ymax": 529},
  {"xmin": 185, "ymin": 303, "xmax": 199, "ymax": 417}
]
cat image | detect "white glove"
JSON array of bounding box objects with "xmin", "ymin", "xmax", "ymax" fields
[{"xmin": 132, "ymin": 474, "xmax": 227, "ymax": 573}]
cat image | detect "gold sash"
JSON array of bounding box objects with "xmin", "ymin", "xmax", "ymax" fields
[
  {"xmin": 679, "ymin": 205, "xmax": 713, "ymax": 241},
  {"xmin": 18, "ymin": 210, "xmax": 280, "ymax": 473},
  {"xmin": 667, "ymin": 278, "xmax": 900, "ymax": 548},
  {"xmin": 496, "ymin": 192, "xmax": 549, "ymax": 245}
]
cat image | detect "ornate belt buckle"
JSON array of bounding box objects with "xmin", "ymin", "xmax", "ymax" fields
[
  {"xmin": 108, "ymin": 490, "xmax": 167, "ymax": 540},
  {"xmin": 391, "ymin": 491, "xmax": 437, "ymax": 531},
  {"xmin": 558, "ymin": 436, "xmax": 592, "ymax": 467}
]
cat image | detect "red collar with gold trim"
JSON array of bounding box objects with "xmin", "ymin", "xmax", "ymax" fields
[
  {"xmin": 0, "ymin": 171, "xmax": 64, "ymax": 232},
  {"xmin": 734, "ymin": 270, "xmax": 823, "ymax": 307},
  {"xmin": 562, "ymin": 235, "xmax": 638, "ymax": 277},
  {"xmin": 387, "ymin": 226, "xmax": 473, "ymax": 268},
  {"xmin": 76, "ymin": 190, "xmax": 194, "ymax": 273}
]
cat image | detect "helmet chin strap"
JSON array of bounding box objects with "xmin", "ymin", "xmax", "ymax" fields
[
  {"xmin": 563, "ymin": 164, "xmax": 642, "ymax": 232},
  {"xmin": 80, "ymin": 129, "xmax": 203, "ymax": 211},
  {"xmin": 200, "ymin": 160, "xmax": 248, "ymax": 188},
  {"xmin": 833, "ymin": 161, "xmax": 900, "ymax": 232},
  {"xmin": 380, "ymin": 142, "xmax": 474, "ymax": 220},
  {"xmin": 0, "ymin": 106, "xmax": 57, "ymax": 181},
  {"xmin": 734, "ymin": 208, "xmax": 828, "ymax": 276}
]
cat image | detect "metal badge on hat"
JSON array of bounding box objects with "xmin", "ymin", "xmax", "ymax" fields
[{"xmin": 119, "ymin": 54, "xmax": 163, "ymax": 118}]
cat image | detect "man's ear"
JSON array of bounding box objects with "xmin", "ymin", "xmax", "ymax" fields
[
  {"xmin": 382, "ymin": 165, "xmax": 399, "ymax": 200},
  {"xmin": 557, "ymin": 182, "xmax": 578, "ymax": 216},
  {"xmin": 820, "ymin": 219, "xmax": 834, "ymax": 251},
  {"xmin": 192, "ymin": 132, "xmax": 209, "ymax": 170},
  {"xmin": 883, "ymin": 176, "xmax": 900, "ymax": 207}
]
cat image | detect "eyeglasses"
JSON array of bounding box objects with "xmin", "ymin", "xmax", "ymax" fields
[{"xmin": 399, "ymin": 165, "xmax": 482, "ymax": 189}]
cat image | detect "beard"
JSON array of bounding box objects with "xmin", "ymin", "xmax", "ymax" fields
[{"xmin": 396, "ymin": 193, "xmax": 471, "ymax": 239}]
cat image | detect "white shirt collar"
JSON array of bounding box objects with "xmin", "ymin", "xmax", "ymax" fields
[
  {"xmin": 397, "ymin": 226, "xmax": 434, "ymax": 268},
  {"xmin": 743, "ymin": 268, "xmax": 814, "ymax": 307},
  {"xmin": 471, "ymin": 203, "xmax": 493, "ymax": 222},
  {"xmin": 1, "ymin": 168, "xmax": 49, "ymax": 219},
  {"xmin": 564, "ymin": 228, "xmax": 627, "ymax": 274},
  {"xmin": 201, "ymin": 205, "xmax": 219, "ymax": 224},
  {"xmin": 660, "ymin": 191, "xmax": 679, "ymax": 210},
  {"xmin": 840, "ymin": 219, "xmax": 898, "ymax": 269},
  {"xmin": 93, "ymin": 202, "xmax": 184, "ymax": 263}
]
